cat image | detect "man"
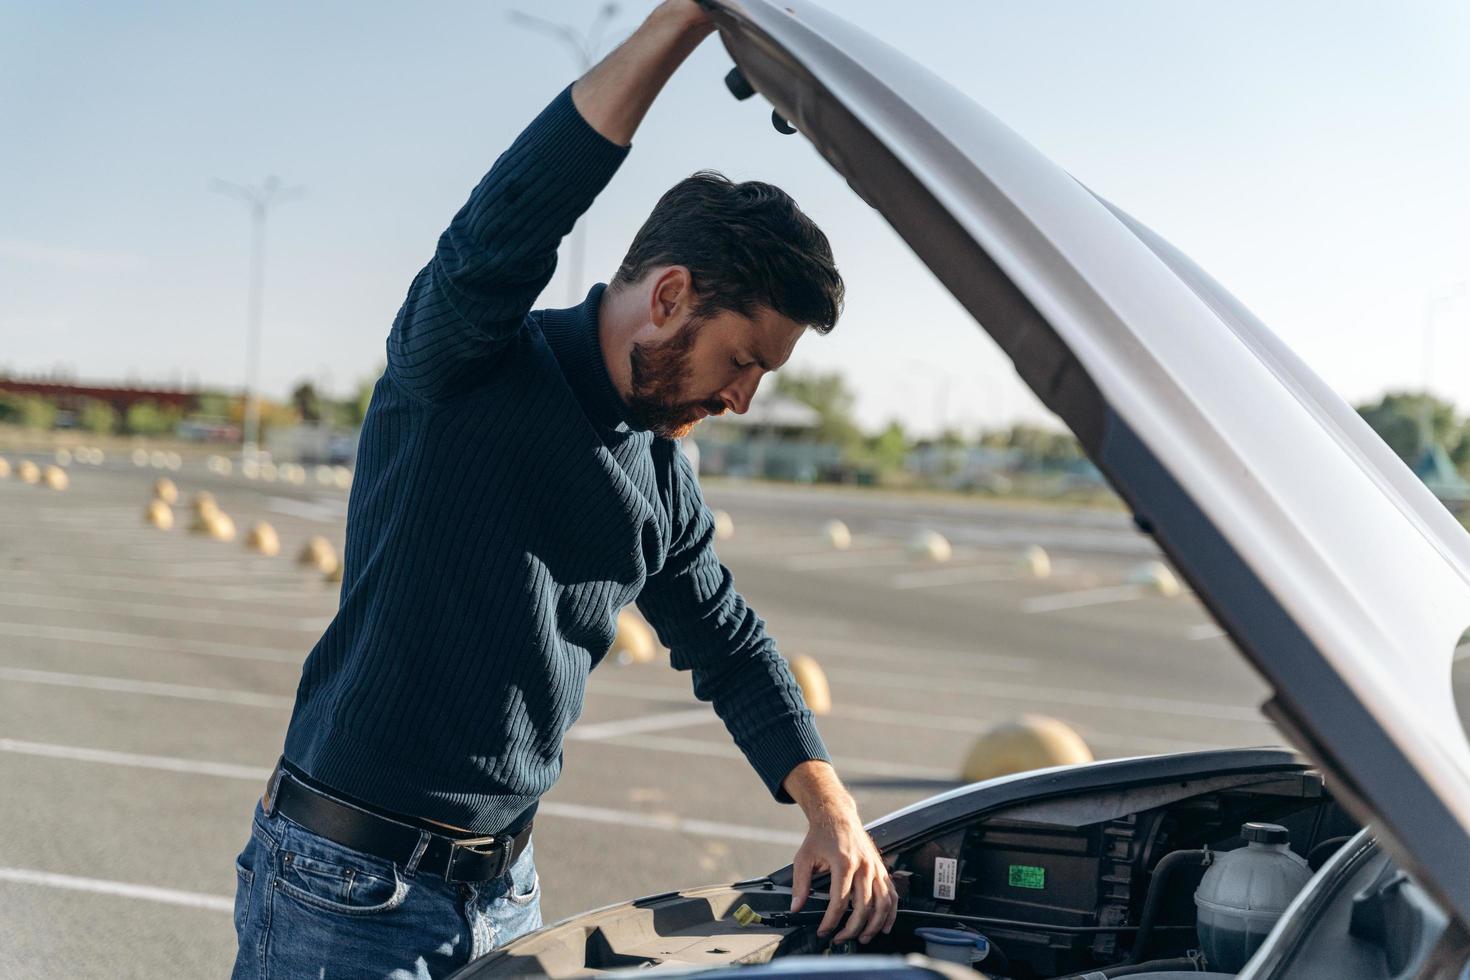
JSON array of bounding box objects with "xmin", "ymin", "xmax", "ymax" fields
[{"xmin": 231, "ymin": 3, "xmax": 896, "ymax": 977}]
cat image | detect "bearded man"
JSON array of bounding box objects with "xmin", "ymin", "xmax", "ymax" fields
[{"xmin": 231, "ymin": 3, "xmax": 895, "ymax": 976}]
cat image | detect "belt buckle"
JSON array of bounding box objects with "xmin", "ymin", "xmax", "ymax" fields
[{"xmin": 445, "ymin": 834, "xmax": 507, "ymax": 882}]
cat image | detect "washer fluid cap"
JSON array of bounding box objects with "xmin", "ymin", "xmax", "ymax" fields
[
  {"xmin": 914, "ymin": 927, "xmax": 989, "ymax": 965},
  {"xmin": 1242, "ymin": 822, "xmax": 1290, "ymax": 845}
]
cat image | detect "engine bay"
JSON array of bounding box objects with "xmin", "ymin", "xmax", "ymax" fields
[{"xmin": 459, "ymin": 762, "xmax": 1375, "ymax": 979}]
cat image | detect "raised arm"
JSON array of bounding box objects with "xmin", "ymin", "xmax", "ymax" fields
[{"xmin": 386, "ymin": 1, "xmax": 714, "ymax": 399}]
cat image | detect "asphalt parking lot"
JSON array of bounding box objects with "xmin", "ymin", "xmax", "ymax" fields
[{"xmin": 0, "ymin": 451, "xmax": 1274, "ymax": 978}]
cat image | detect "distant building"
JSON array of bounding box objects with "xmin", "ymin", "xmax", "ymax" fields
[
  {"xmin": 0, "ymin": 375, "xmax": 197, "ymax": 415},
  {"xmin": 695, "ymin": 391, "xmax": 840, "ymax": 481},
  {"xmin": 1411, "ymin": 442, "xmax": 1470, "ymax": 512}
]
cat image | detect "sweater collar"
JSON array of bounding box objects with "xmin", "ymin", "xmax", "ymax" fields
[{"xmin": 539, "ymin": 282, "xmax": 640, "ymax": 433}]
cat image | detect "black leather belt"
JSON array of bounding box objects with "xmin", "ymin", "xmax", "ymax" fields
[{"xmin": 263, "ymin": 764, "xmax": 532, "ymax": 883}]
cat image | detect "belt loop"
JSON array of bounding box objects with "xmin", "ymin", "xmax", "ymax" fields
[
  {"xmin": 404, "ymin": 830, "xmax": 432, "ymax": 877},
  {"xmin": 263, "ymin": 760, "xmax": 286, "ymax": 817}
]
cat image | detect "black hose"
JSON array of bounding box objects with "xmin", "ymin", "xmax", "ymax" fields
[
  {"xmin": 1126, "ymin": 849, "xmax": 1210, "ymax": 965},
  {"xmin": 1307, "ymin": 835, "xmax": 1352, "ymax": 872}
]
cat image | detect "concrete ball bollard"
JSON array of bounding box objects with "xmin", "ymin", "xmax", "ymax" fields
[
  {"xmin": 1017, "ymin": 545, "xmax": 1052, "ymax": 579},
  {"xmin": 960, "ymin": 715, "xmax": 1093, "ymax": 783},
  {"xmin": 144, "ymin": 499, "xmax": 174, "ymax": 529},
  {"xmin": 315, "ymin": 465, "xmax": 335, "ymax": 485},
  {"xmin": 164, "ymin": 452, "xmax": 182, "ymax": 471},
  {"xmin": 17, "ymin": 460, "xmax": 40, "ymax": 484},
  {"xmin": 822, "ymin": 519, "xmax": 852, "ymax": 551},
  {"xmin": 712, "ymin": 510, "xmax": 735, "ymax": 541},
  {"xmin": 246, "ymin": 522, "xmax": 281, "ymax": 557},
  {"xmin": 205, "ymin": 511, "xmax": 237, "ymax": 542},
  {"xmin": 259, "ymin": 462, "xmax": 278, "ymax": 483},
  {"xmin": 790, "ymin": 655, "xmax": 832, "ymax": 716},
  {"xmin": 1128, "ymin": 560, "xmax": 1182, "ymax": 598},
  {"xmin": 0, "ymin": 457, "xmax": 10, "ymax": 479},
  {"xmin": 54, "ymin": 448, "xmax": 72, "ymax": 467},
  {"xmin": 153, "ymin": 478, "xmax": 179, "ymax": 504},
  {"xmin": 333, "ymin": 466, "xmax": 352, "ymax": 490},
  {"xmin": 297, "ymin": 535, "xmax": 338, "ymax": 575},
  {"xmin": 241, "ymin": 459, "xmax": 260, "ymax": 480},
  {"xmin": 907, "ymin": 530, "xmax": 952, "ymax": 563},
  {"xmin": 42, "ymin": 465, "xmax": 69, "ymax": 491},
  {"xmin": 132, "ymin": 449, "xmax": 150, "ymax": 467},
  {"xmin": 611, "ymin": 609, "xmax": 657, "ymax": 666},
  {"xmin": 149, "ymin": 450, "xmax": 167, "ymax": 469}
]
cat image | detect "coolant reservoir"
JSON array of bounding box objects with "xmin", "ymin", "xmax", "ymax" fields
[{"xmin": 1194, "ymin": 822, "xmax": 1312, "ymax": 972}]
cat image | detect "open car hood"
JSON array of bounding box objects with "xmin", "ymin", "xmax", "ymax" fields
[{"xmin": 703, "ymin": 0, "xmax": 1470, "ymax": 924}]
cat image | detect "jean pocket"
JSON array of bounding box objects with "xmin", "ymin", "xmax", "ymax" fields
[
  {"xmin": 273, "ymin": 830, "xmax": 408, "ymax": 917},
  {"xmin": 506, "ymin": 868, "xmax": 540, "ymax": 907},
  {"xmin": 233, "ymin": 858, "xmax": 255, "ymax": 935}
]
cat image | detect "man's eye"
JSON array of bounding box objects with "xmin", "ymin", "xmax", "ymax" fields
[{"xmin": 731, "ymin": 357, "xmax": 748, "ymax": 370}]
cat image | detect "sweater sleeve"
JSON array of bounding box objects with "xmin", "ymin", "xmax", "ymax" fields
[
  {"xmin": 636, "ymin": 447, "xmax": 832, "ymax": 803},
  {"xmin": 387, "ymin": 85, "xmax": 630, "ymax": 399}
]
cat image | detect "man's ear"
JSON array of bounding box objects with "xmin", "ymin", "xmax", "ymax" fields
[{"xmin": 649, "ymin": 266, "xmax": 692, "ymax": 329}]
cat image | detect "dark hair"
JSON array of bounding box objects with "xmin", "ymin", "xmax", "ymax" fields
[{"xmin": 611, "ymin": 171, "xmax": 843, "ymax": 333}]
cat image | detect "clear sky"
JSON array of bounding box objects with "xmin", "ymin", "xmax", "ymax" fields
[{"xmin": 3, "ymin": 0, "xmax": 1468, "ymax": 435}]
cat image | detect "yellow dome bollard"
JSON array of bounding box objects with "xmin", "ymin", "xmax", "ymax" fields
[
  {"xmin": 1129, "ymin": 560, "xmax": 1182, "ymax": 598},
  {"xmin": 712, "ymin": 510, "xmax": 735, "ymax": 541},
  {"xmin": 790, "ymin": 655, "xmax": 831, "ymax": 716},
  {"xmin": 42, "ymin": 465, "xmax": 68, "ymax": 491},
  {"xmin": 191, "ymin": 491, "xmax": 218, "ymax": 518},
  {"xmin": 297, "ymin": 535, "xmax": 339, "ymax": 575},
  {"xmin": 324, "ymin": 561, "xmax": 344, "ymax": 584},
  {"xmin": 153, "ymin": 478, "xmax": 178, "ymax": 504},
  {"xmin": 960, "ymin": 715, "xmax": 1093, "ymax": 783},
  {"xmin": 1017, "ymin": 545, "xmax": 1052, "ymax": 579},
  {"xmin": 0, "ymin": 457, "xmax": 10, "ymax": 479},
  {"xmin": 17, "ymin": 460, "xmax": 40, "ymax": 484},
  {"xmin": 611, "ymin": 609, "xmax": 657, "ymax": 665},
  {"xmin": 907, "ymin": 530, "xmax": 952, "ymax": 563},
  {"xmin": 205, "ymin": 511, "xmax": 237, "ymax": 542},
  {"xmin": 144, "ymin": 499, "xmax": 174, "ymax": 530},
  {"xmin": 821, "ymin": 520, "xmax": 852, "ymax": 551},
  {"xmin": 245, "ymin": 522, "xmax": 281, "ymax": 557}
]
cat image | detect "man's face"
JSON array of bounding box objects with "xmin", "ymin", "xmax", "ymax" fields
[{"xmin": 626, "ymin": 304, "xmax": 805, "ymax": 440}]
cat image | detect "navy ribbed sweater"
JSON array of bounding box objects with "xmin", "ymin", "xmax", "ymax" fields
[{"xmin": 281, "ymin": 86, "xmax": 830, "ymax": 835}]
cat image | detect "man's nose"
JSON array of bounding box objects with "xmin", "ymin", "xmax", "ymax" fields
[{"xmin": 722, "ymin": 377, "xmax": 760, "ymax": 415}]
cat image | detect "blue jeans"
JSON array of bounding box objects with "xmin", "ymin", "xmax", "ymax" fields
[{"xmin": 231, "ymin": 797, "xmax": 542, "ymax": 980}]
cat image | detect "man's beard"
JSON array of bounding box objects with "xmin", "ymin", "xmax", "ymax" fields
[{"xmin": 626, "ymin": 318, "xmax": 727, "ymax": 439}]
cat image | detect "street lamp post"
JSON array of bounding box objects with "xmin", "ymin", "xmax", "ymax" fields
[
  {"xmin": 213, "ymin": 176, "xmax": 302, "ymax": 461},
  {"xmin": 508, "ymin": 3, "xmax": 621, "ymax": 306}
]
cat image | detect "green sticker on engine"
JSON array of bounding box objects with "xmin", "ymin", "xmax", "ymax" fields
[{"xmin": 1008, "ymin": 864, "xmax": 1046, "ymax": 889}]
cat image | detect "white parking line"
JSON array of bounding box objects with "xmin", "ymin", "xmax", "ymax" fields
[
  {"xmin": 1023, "ymin": 584, "xmax": 1145, "ymax": 614},
  {"xmin": 0, "ymin": 867, "xmax": 233, "ymax": 913},
  {"xmin": 0, "ymin": 568, "xmax": 323, "ymax": 604},
  {"xmin": 565, "ymin": 707, "xmax": 717, "ymax": 741},
  {"xmin": 1187, "ymin": 623, "xmax": 1228, "ymax": 641},
  {"xmin": 0, "ymin": 667, "xmax": 293, "ymax": 709},
  {"xmin": 0, "ymin": 622, "xmax": 305, "ymax": 665},
  {"xmin": 785, "ymin": 549, "xmax": 912, "ymax": 572},
  {"xmin": 795, "ymin": 639, "xmax": 1035, "ymax": 673},
  {"xmin": 0, "ymin": 591, "xmax": 327, "ymax": 633},
  {"xmin": 0, "ymin": 738, "xmax": 802, "ymax": 847},
  {"xmin": 889, "ymin": 564, "xmax": 1014, "ymax": 591},
  {"xmin": 824, "ymin": 666, "xmax": 1261, "ymax": 722},
  {"xmin": 604, "ymin": 733, "xmax": 954, "ymax": 783}
]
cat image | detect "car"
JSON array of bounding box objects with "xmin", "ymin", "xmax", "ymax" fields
[{"xmin": 451, "ymin": 1, "xmax": 1470, "ymax": 977}]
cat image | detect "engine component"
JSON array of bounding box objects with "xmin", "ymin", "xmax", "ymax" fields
[
  {"xmin": 1193, "ymin": 823, "xmax": 1311, "ymax": 971},
  {"xmin": 913, "ymin": 927, "xmax": 990, "ymax": 968}
]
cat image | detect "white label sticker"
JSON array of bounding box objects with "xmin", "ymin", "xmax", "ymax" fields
[{"xmin": 933, "ymin": 857, "xmax": 957, "ymax": 900}]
